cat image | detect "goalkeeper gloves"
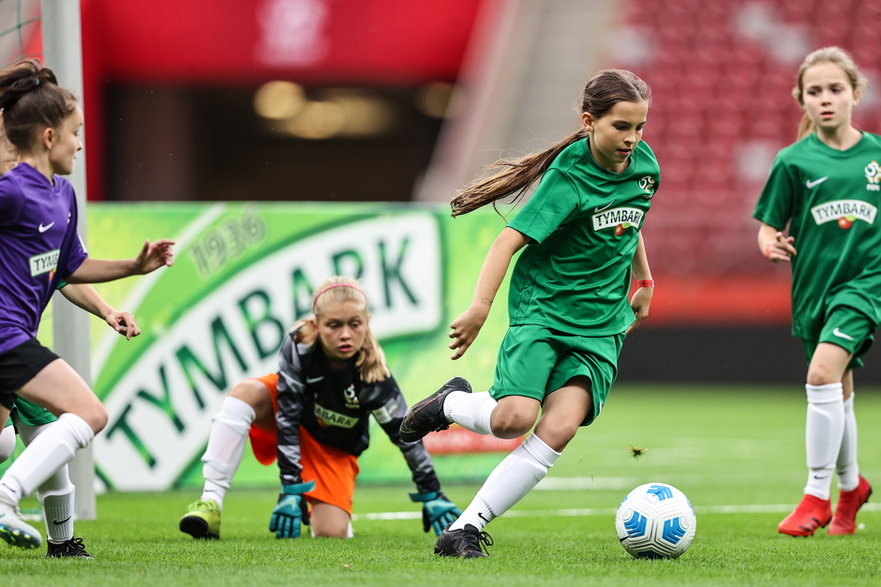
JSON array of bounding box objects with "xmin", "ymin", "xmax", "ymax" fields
[
  {"xmin": 409, "ymin": 491, "xmax": 461, "ymax": 536},
  {"xmin": 269, "ymin": 480, "xmax": 315, "ymax": 539}
]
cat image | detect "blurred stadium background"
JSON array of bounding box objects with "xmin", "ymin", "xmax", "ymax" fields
[{"xmin": 2, "ymin": 0, "xmax": 880, "ymax": 500}]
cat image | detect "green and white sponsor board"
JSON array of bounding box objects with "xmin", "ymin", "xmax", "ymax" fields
[{"xmin": 49, "ymin": 203, "xmax": 514, "ymax": 491}]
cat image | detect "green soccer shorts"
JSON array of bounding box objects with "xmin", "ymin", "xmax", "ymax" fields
[
  {"xmin": 803, "ymin": 305, "xmax": 877, "ymax": 369},
  {"xmin": 490, "ymin": 324, "xmax": 625, "ymax": 426},
  {"xmin": 11, "ymin": 397, "xmax": 58, "ymax": 428}
]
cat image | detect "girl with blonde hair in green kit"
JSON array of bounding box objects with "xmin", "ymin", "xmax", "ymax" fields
[{"xmin": 756, "ymin": 46, "xmax": 876, "ymax": 537}]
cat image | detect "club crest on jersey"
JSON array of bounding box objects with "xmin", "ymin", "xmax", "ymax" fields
[
  {"xmin": 592, "ymin": 207, "xmax": 644, "ymax": 237},
  {"xmin": 343, "ymin": 384, "xmax": 360, "ymax": 409},
  {"xmin": 811, "ymin": 199, "xmax": 877, "ymax": 230},
  {"xmin": 865, "ymin": 161, "xmax": 881, "ymax": 191},
  {"xmin": 638, "ymin": 176, "xmax": 656, "ymax": 199}
]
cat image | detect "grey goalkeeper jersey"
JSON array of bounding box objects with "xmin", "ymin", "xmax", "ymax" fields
[{"xmin": 275, "ymin": 328, "xmax": 441, "ymax": 493}]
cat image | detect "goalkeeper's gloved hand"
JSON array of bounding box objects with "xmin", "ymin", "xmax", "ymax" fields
[
  {"xmin": 269, "ymin": 480, "xmax": 315, "ymax": 539},
  {"xmin": 409, "ymin": 491, "xmax": 461, "ymax": 536}
]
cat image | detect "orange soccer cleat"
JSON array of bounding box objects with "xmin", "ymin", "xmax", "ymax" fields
[
  {"xmin": 778, "ymin": 494, "xmax": 832, "ymax": 537},
  {"xmin": 829, "ymin": 476, "xmax": 872, "ymax": 535}
]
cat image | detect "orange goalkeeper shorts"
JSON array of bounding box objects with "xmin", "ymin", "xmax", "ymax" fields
[{"xmin": 248, "ymin": 373, "xmax": 360, "ymax": 515}]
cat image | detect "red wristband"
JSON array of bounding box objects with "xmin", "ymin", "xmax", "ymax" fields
[{"xmin": 636, "ymin": 279, "xmax": 654, "ymax": 288}]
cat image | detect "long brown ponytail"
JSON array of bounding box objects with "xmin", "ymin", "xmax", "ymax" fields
[{"xmin": 450, "ymin": 69, "xmax": 651, "ymax": 217}]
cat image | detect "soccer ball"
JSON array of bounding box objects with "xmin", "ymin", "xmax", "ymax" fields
[{"xmin": 615, "ymin": 482, "xmax": 696, "ymax": 559}]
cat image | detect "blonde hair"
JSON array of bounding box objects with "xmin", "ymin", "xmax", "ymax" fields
[
  {"xmin": 293, "ymin": 276, "xmax": 390, "ymax": 383},
  {"xmin": 450, "ymin": 69, "xmax": 651, "ymax": 217},
  {"xmin": 792, "ymin": 47, "xmax": 867, "ymax": 141}
]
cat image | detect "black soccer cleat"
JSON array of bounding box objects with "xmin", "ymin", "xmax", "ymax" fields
[
  {"xmin": 399, "ymin": 377, "xmax": 472, "ymax": 443},
  {"xmin": 434, "ymin": 524, "xmax": 492, "ymax": 558},
  {"xmin": 46, "ymin": 537, "xmax": 94, "ymax": 559}
]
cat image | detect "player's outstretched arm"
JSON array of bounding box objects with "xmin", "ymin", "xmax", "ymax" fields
[
  {"xmin": 450, "ymin": 227, "xmax": 528, "ymax": 360},
  {"xmin": 59, "ymin": 283, "xmax": 141, "ymax": 340},
  {"xmin": 66, "ymin": 239, "xmax": 175, "ymax": 284}
]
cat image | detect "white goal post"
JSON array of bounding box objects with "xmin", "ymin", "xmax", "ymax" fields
[{"xmin": 42, "ymin": 0, "xmax": 96, "ymax": 521}]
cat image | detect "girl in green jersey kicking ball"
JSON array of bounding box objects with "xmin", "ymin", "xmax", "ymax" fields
[
  {"xmin": 755, "ymin": 47, "xmax": 875, "ymax": 537},
  {"xmin": 400, "ymin": 69, "xmax": 658, "ymax": 558}
]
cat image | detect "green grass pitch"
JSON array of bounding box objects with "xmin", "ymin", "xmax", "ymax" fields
[{"xmin": 2, "ymin": 384, "xmax": 880, "ymax": 586}]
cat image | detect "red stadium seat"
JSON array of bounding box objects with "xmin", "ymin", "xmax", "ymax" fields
[{"xmin": 605, "ymin": 0, "xmax": 881, "ymax": 275}]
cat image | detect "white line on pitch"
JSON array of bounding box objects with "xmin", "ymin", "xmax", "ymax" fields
[{"xmin": 353, "ymin": 503, "xmax": 881, "ymax": 521}]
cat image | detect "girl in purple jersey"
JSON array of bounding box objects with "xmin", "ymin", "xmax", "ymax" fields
[
  {"xmin": 1, "ymin": 113, "xmax": 146, "ymax": 558},
  {"xmin": 0, "ymin": 280, "xmax": 142, "ymax": 559},
  {"xmin": 0, "ymin": 59, "xmax": 174, "ymax": 550}
]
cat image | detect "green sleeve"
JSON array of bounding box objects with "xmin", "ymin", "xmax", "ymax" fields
[
  {"xmin": 507, "ymin": 169, "xmax": 580, "ymax": 243},
  {"xmin": 754, "ymin": 154, "xmax": 796, "ymax": 230}
]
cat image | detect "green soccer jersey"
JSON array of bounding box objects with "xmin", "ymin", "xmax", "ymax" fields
[
  {"xmin": 754, "ymin": 132, "xmax": 881, "ymax": 340},
  {"xmin": 507, "ymin": 137, "xmax": 659, "ymax": 336}
]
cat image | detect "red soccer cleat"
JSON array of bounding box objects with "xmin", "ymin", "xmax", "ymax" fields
[
  {"xmin": 778, "ymin": 494, "xmax": 832, "ymax": 537},
  {"xmin": 829, "ymin": 476, "xmax": 872, "ymax": 535}
]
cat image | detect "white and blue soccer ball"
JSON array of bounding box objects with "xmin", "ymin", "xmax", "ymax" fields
[{"xmin": 615, "ymin": 482, "xmax": 696, "ymax": 559}]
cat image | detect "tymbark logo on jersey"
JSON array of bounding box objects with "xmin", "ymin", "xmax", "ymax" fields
[
  {"xmin": 811, "ymin": 199, "xmax": 877, "ymax": 230},
  {"xmin": 592, "ymin": 207, "xmax": 644, "ymax": 237},
  {"xmin": 28, "ymin": 249, "xmax": 59, "ymax": 277},
  {"xmin": 809, "ymin": 162, "xmax": 881, "ymax": 229},
  {"xmin": 314, "ymin": 404, "xmax": 358, "ymax": 429}
]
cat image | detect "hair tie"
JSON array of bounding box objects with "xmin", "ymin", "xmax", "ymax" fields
[
  {"xmin": 34, "ymin": 79, "xmax": 40, "ymax": 86},
  {"xmin": 311, "ymin": 283, "xmax": 368, "ymax": 313}
]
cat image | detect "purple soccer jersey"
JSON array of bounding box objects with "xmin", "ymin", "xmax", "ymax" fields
[{"xmin": 0, "ymin": 163, "xmax": 87, "ymax": 354}]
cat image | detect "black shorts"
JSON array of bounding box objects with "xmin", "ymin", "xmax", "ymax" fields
[{"xmin": 0, "ymin": 339, "xmax": 59, "ymax": 409}]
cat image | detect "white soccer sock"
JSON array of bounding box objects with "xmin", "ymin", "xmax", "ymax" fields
[
  {"xmin": 444, "ymin": 391, "xmax": 497, "ymax": 436},
  {"xmin": 0, "ymin": 413, "xmax": 93, "ymax": 504},
  {"xmin": 803, "ymin": 383, "xmax": 845, "ymax": 500},
  {"xmin": 15, "ymin": 419, "xmax": 76, "ymax": 542},
  {"xmin": 0, "ymin": 426, "xmax": 16, "ymax": 462},
  {"xmin": 40, "ymin": 480, "xmax": 75, "ymax": 543},
  {"xmin": 836, "ymin": 393, "xmax": 859, "ymax": 492},
  {"xmin": 449, "ymin": 434, "xmax": 560, "ymax": 531},
  {"xmin": 200, "ymin": 396, "xmax": 256, "ymax": 508}
]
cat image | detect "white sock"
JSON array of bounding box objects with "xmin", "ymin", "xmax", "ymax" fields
[
  {"xmin": 0, "ymin": 413, "xmax": 93, "ymax": 503},
  {"xmin": 803, "ymin": 383, "xmax": 844, "ymax": 500},
  {"xmin": 14, "ymin": 418, "xmax": 76, "ymax": 542},
  {"xmin": 40, "ymin": 480, "xmax": 75, "ymax": 543},
  {"xmin": 836, "ymin": 393, "xmax": 859, "ymax": 492},
  {"xmin": 0, "ymin": 426, "xmax": 16, "ymax": 462},
  {"xmin": 449, "ymin": 434, "xmax": 560, "ymax": 531},
  {"xmin": 444, "ymin": 391, "xmax": 497, "ymax": 436},
  {"xmin": 200, "ymin": 396, "xmax": 255, "ymax": 508}
]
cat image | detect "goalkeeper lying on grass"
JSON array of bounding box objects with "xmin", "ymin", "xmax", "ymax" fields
[{"xmin": 180, "ymin": 276, "xmax": 460, "ymax": 539}]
